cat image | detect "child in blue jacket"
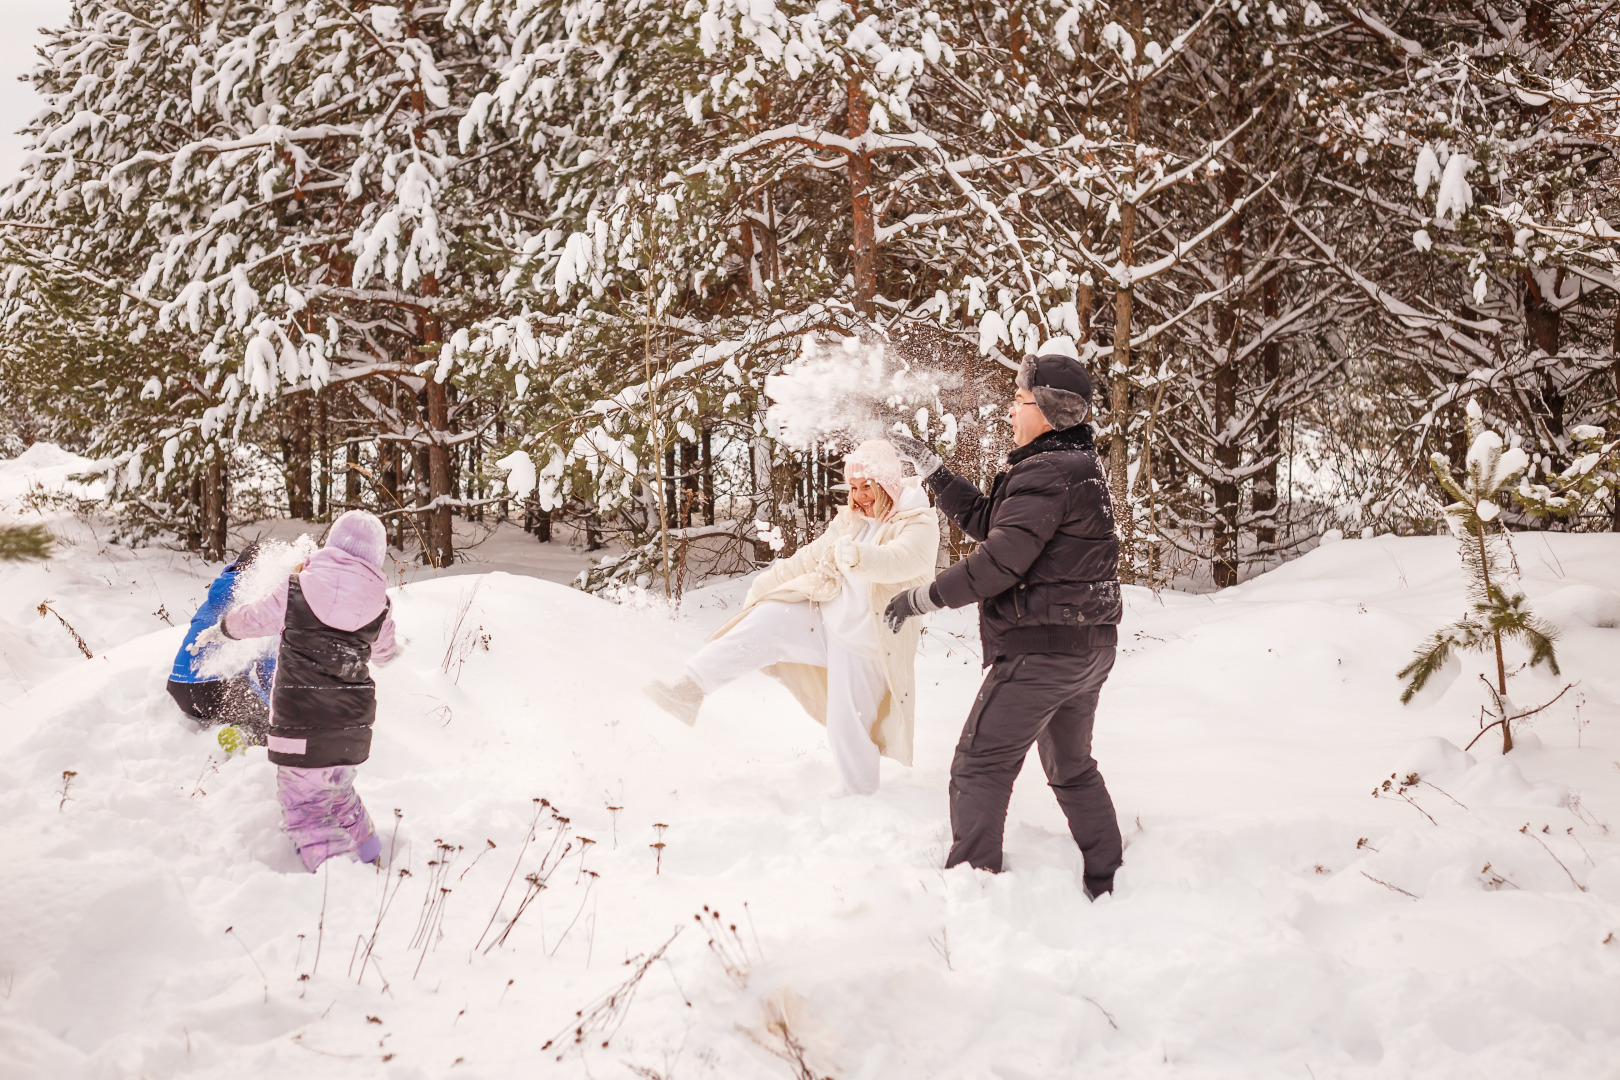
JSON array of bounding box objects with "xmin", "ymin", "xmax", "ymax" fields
[{"xmin": 167, "ymin": 542, "xmax": 275, "ymax": 742}]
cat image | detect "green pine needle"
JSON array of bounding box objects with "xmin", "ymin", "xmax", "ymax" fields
[{"xmin": 0, "ymin": 523, "xmax": 53, "ymax": 562}]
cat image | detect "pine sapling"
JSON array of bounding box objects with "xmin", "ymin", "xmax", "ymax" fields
[
  {"xmin": 0, "ymin": 523, "xmax": 52, "ymax": 562},
  {"xmin": 1398, "ymin": 401, "xmax": 1560, "ymax": 753}
]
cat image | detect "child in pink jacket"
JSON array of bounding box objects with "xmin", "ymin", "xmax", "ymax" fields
[{"xmin": 214, "ymin": 511, "xmax": 399, "ymax": 871}]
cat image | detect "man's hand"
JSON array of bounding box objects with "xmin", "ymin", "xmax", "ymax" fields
[
  {"xmin": 883, "ymin": 584, "xmax": 942, "ymax": 632},
  {"xmin": 887, "ymin": 434, "xmax": 943, "ymax": 479},
  {"xmin": 833, "ymin": 536, "xmax": 860, "ymax": 572},
  {"xmin": 187, "ymin": 623, "xmax": 226, "ymax": 655}
]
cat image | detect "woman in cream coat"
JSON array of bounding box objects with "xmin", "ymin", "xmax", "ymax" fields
[{"xmin": 644, "ymin": 440, "xmax": 940, "ymax": 794}]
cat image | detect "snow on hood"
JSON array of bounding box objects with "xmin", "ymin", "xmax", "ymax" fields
[{"xmin": 298, "ymin": 545, "xmax": 390, "ymax": 630}]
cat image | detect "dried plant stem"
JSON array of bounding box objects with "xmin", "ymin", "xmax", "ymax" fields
[
  {"xmin": 312, "ymin": 863, "xmax": 328, "ymax": 976},
  {"xmin": 542, "ymin": 927, "xmax": 683, "ymax": 1057},
  {"xmin": 37, "ymin": 601, "xmax": 92, "ymax": 658},
  {"xmin": 1360, "ymin": 871, "xmax": 1420, "ymax": 899},
  {"xmin": 225, "ymin": 926, "xmax": 269, "ymax": 1003},
  {"xmin": 1521, "ymin": 825, "xmax": 1588, "ymax": 892},
  {"xmin": 476, "ymin": 800, "xmax": 546, "ymax": 953}
]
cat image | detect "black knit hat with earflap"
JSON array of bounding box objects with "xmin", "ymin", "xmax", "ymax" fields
[{"xmin": 1016, "ymin": 353, "xmax": 1094, "ymax": 430}]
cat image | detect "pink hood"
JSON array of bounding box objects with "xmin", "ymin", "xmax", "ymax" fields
[{"xmin": 297, "ymin": 547, "xmax": 389, "ymax": 630}]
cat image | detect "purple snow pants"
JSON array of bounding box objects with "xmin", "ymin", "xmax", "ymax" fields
[{"xmin": 276, "ymin": 765, "xmax": 382, "ymax": 872}]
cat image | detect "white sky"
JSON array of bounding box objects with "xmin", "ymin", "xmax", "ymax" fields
[{"xmin": 0, "ymin": 1, "xmax": 73, "ymax": 186}]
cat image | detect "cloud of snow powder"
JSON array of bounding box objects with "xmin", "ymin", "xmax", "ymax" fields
[
  {"xmin": 764, "ymin": 337, "xmax": 958, "ymax": 452},
  {"xmin": 192, "ymin": 535, "xmax": 318, "ymax": 682}
]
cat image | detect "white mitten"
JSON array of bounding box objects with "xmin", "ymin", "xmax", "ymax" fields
[
  {"xmin": 833, "ymin": 536, "xmax": 860, "ymax": 572},
  {"xmin": 187, "ymin": 623, "xmax": 226, "ymax": 655}
]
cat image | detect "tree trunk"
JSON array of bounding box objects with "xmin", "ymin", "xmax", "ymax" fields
[
  {"xmin": 185, "ymin": 475, "xmax": 203, "ymax": 552},
  {"xmin": 344, "ymin": 438, "xmax": 362, "ymax": 509},
  {"xmin": 847, "ymin": 76, "xmax": 875, "ymax": 315},
  {"xmin": 1253, "ymin": 268, "xmax": 1283, "ymax": 550},
  {"xmin": 1210, "ymin": 180, "xmax": 1245, "ymax": 590},
  {"xmin": 316, "ymin": 389, "xmax": 330, "ymax": 520},
  {"xmin": 284, "ymin": 395, "xmax": 314, "ymax": 520},
  {"xmin": 418, "ymin": 271, "xmax": 454, "ymax": 568},
  {"xmin": 701, "ymin": 425, "xmax": 715, "ymax": 526},
  {"xmin": 1524, "ymin": 270, "xmax": 1565, "ymax": 447},
  {"xmin": 425, "ymin": 376, "xmax": 453, "ymax": 566},
  {"xmin": 1612, "ymin": 303, "xmax": 1619, "ymax": 532},
  {"xmin": 1108, "ymin": 0, "xmax": 1143, "ymax": 584},
  {"xmin": 201, "ymin": 448, "xmax": 227, "ymax": 561},
  {"xmin": 378, "ymin": 436, "xmax": 402, "ymax": 549}
]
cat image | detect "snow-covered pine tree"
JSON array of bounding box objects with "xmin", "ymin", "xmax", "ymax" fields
[
  {"xmin": 1315, "ymin": 2, "xmax": 1620, "ymax": 524},
  {"xmin": 3, "ymin": 0, "xmax": 518, "ymax": 564},
  {"xmin": 0, "ymin": 0, "xmax": 254, "ymax": 555},
  {"xmin": 1399, "ymin": 400, "xmax": 1560, "ymax": 753}
]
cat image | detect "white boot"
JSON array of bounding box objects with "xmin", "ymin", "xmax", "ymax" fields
[{"xmin": 643, "ymin": 675, "xmax": 705, "ymax": 726}]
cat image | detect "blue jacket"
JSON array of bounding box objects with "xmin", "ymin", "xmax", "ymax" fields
[{"xmin": 170, "ymin": 565, "xmax": 276, "ymax": 700}]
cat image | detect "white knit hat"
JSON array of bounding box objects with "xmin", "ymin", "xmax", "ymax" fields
[
  {"xmin": 325, "ymin": 509, "xmax": 387, "ymax": 568},
  {"xmin": 845, "ymin": 439, "xmax": 907, "ymax": 509}
]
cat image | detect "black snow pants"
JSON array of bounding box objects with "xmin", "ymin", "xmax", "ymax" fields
[
  {"xmin": 167, "ymin": 677, "xmax": 270, "ymax": 738},
  {"xmin": 946, "ymin": 648, "xmax": 1121, "ymax": 889}
]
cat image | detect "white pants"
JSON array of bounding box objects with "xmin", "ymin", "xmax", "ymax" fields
[{"xmin": 686, "ymin": 600, "xmax": 887, "ymax": 795}]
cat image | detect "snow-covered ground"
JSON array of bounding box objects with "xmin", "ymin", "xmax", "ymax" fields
[{"xmin": 2, "ymin": 446, "xmax": 1618, "ymax": 1078}]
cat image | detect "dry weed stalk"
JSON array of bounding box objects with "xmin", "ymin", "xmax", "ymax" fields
[
  {"xmin": 475, "ymin": 799, "xmax": 548, "ymax": 953},
  {"xmin": 459, "ymin": 838, "xmax": 497, "ymax": 881},
  {"xmin": 354, "ymin": 810, "xmax": 408, "ymax": 986},
  {"xmin": 441, "ymin": 581, "xmax": 489, "ymax": 683},
  {"xmin": 542, "ymin": 927, "xmax": 684, "ymax": 1059},
  {"xmin": 225, "ymin": 926, "xmax": 269, "ymax": 1003},
  {"xmin": 37, "ymin": 600, "xmax": 92, "ymax": 658},
  {"xmin": 1520, "ymin": 823, "xmax": 1587, "ymax": 892},
  {"xmin": 1372, "ymin": 774, "xmax": 1437, "ymax": 825},
  {"xmin": 484, "ymin": 825, "xmax": 572, "ymax": 955},
  {"xmin": 763, "ymin": 998, "xmax": 832, "ymax": 1080},
  {"xmin": 651, "ymin": 823, "xmax": 669, "ymax": 875},
  {"xmin": 695, "ymin": 905, "xmax": 750, "ymax": 987},
  {"xmin": 1359, "ymin": 871, "xmax": 1420, "ymax": 899},
  {"xmin": 56, "ymin": 770, "xmax": 76, "ymax": 811}
]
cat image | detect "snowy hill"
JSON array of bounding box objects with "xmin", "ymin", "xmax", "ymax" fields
[{"xmin": 1, "ymin": 515, "xmax": 1618, "ymax": 1076}]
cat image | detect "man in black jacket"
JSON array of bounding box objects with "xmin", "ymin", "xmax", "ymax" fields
[{"xmin": 886, "ymin": 349, "xmax": 1124, "ymax": 897}]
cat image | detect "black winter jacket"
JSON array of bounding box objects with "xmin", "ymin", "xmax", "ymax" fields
[
  {"xmin": 925, "ymin": 426, "xmax": 1122, "ymax": 661},
  {"xmin": 268, "ymin": 575, "xmax": 389, "ymax": 768}
]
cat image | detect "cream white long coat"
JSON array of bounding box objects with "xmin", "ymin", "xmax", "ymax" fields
[{"xmin": 709, "ymin": 489, "xmax": 940, "ymax": 765}]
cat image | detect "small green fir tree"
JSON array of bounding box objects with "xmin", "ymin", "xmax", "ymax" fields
[
  {"xmin": 1398, "ymin": 401, "xmax": 1559, "ymax": 753},
  {"xmin": 0, "ymin": 523, "xmax": 52, "ymax": 562}
]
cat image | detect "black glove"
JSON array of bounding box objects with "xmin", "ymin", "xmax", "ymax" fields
[
  {"xmin": 886, "ymin": 433, "xmax": 943, "ymax": 480},
  {"xmin": 883, "ymin": 584, "xmax": 941, "ymax": 632}
]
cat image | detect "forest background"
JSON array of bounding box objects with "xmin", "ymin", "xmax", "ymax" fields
[{"xmin": 1, "ymin": 0, "xmax": 1616, "ymax": 594}]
